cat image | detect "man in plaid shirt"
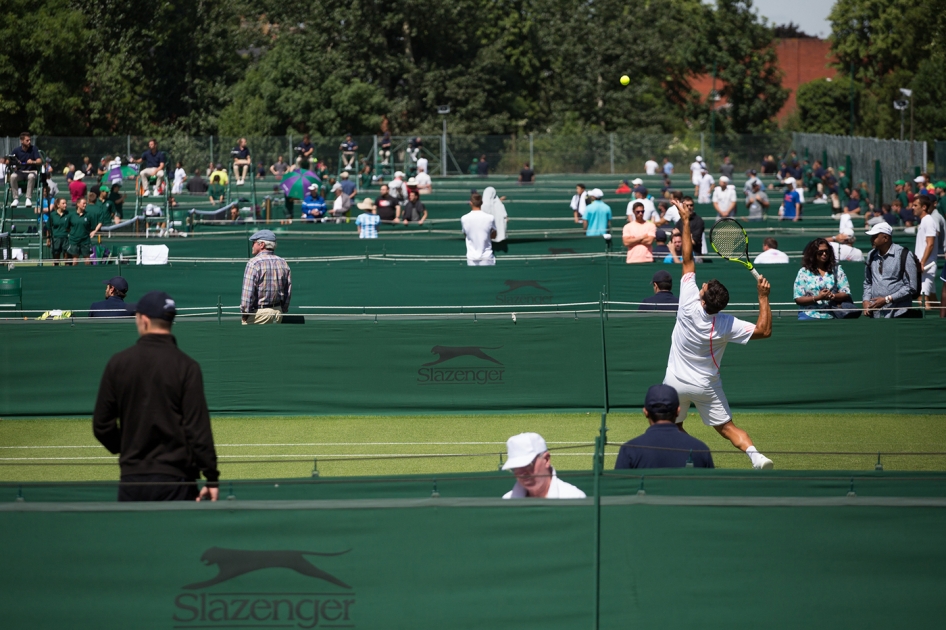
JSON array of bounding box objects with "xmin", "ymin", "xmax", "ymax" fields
[{"xmin": 241, "ymin": 230, "xmax": 292, "ymax": 325}]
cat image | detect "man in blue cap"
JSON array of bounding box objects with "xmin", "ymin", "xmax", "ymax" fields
[
  {"xmin": 241, "ymin": 229, "xmax": 292, "ymax": 325},
  {"xmin": 614, "ymin": 384, "xmax": 714, "ymax": 469},
  {"xmin": 93, "ymin": 291, "xmax": 219, "ymax": 501},
  {"xmin": 89, "ymin": 276, "xmax": 135, "ymax": 317}
]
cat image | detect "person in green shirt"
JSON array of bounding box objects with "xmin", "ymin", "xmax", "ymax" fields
[
  {"xmin": 67, "ymin": 197, "xmax": 97, "ymax": 265},
  {"xmin": 108, "ymin": 183, "xmax": 126, "ymax": 220},
  {"xmin": 208, "ymin": 175, "xmax": 225, "ymax": 205},
  {"xmin": 92, "ymin": 186, "xmax": 117, "ymax": 228},
  {"xmin": 837, "ymin": 166, "xmax": 851, "ymax": 202},
  {"xmin": 894, "ymin": 180, "xmax": 909, "ymax": 210},
  {"xmin": 935, "ymin": 181, "xmax": 946, "ymax": 215},
  {"xmin": 47, "ymin": 198, "xmax": 71, "ymax": 265},
  {"xmin": 857, "ymin": 181, "xmax": 873, "ymax": 213},
  {"xmin": 468, "ymin": 158, "xmax": 478, "ymax": 175}
]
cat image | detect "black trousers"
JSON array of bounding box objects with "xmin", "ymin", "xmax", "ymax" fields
[{"xmin": 118, "ymin": 473, "xmax": 199, "ymax": 502}]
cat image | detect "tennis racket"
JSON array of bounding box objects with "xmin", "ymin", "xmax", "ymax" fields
[{"xmin": 709, "ymin": 218, "xmax": 761, "ymax": 279}]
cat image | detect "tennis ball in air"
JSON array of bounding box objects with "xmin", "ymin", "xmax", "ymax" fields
[{"xmin": 620, "ymin": 75, "xmax": 630, "ymax": 86}]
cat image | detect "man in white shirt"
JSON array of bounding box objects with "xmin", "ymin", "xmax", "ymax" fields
[
  {"xmin": 461, "ymin": 192, "xmax": 496, "ymax": 266},
  {"xmin": 644, "ymin": 157, "xmax": 659, "ymax": 175},
  {"xmin": 570, "ymin": 183, "xmax": 587, "ymax": 224},
  {"xmin": 502, "ymin": 432, "xmax": 585, "ymax": 499},
  {"xmin": 690, "ymin": 155, "xmax": 704, "ymax": 194},
  {"xmin": 827, "ymin": 232, "xmax": 864, "ymax": 262},
  {"xmin": 416, "ymin": 156, "xmax": 429, "ymax": 175},
  {"xmin": 664, "ymin": 198, "xmax": 774, "ymax": 470},
  {"xmin": 415, "ymin": 167, "xmax": 432, "ymax": 195},
  {"xmin": 913, "ymin": 196, "xmax": 940, "ymax": 307},
  {"xmin": 711, "ymin": 176, "xmax": 737, "ymax": 220},
  {"xmin": 752, "ymin": 237, "xmax": 789, "ymax": 264},
  {"xmin": 389, "ymin": 171, "xmax": 406, "ymax": 202},
  {"xmin": 697, "ymin": 169, "xmax": 714, "ymax": 204}
]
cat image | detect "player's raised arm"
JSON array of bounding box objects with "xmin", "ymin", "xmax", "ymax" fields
[
  {"xmin": 750, "ymin": 275, "xmax": 772, "ymax": 339},
  {"xmin": 673, "ymin": 199, "xmax": 695, "ymax": 275}
]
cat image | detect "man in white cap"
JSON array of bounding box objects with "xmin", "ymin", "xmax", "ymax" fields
[
  {"xmin": 690, "ymin": 155, "xmax": 704, "ymax": 195},
  {"xmin": 711, "ymin": 175, "xmax": 736, "ymax": 221},
  {"xmin": 241, "ymin": 229, "xmax": 292, "ymax": 325},
  {"xmin": 863, "ymin": 221, "xmax": 920, "ymax": 318},
  {"xmin": 502, "ymin": 432, "xmax": 586, "ymax": 499},
  {"xmin": 582, "ymin": 188, "xmax": 612, "ymax": 237}
]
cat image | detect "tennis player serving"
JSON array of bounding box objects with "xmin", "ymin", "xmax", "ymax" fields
[{"xmin": 665, "ymin": 198, "xmax": 774, "ymax": 469}]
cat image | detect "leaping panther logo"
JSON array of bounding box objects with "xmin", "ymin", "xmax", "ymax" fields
[
  {"xmin": 423, "ymin": 345, "xmax": 503, "ymax": 366},
  {"xmin": 497, "ymin": 280, "xmax": 551, "ymax": 294},
  {"xmin": 182, "ymin": 547, "xmax": 352, "ymax": 590}
]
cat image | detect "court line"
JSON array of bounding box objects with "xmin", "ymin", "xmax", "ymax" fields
[{"xmin": 0, "ymin": 441, "xmax": 588, "ymax": 450}]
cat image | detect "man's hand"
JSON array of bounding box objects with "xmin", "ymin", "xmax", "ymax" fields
[
  {"xmin": 869, "ymin": 297, "xmax": 887, "ymax": 310},
  {"xmin": 862, "ymin": 300, "xmax": 871, "ymax": 317},
  {"xmin": 672, "ymin": 198, "xmax": 688, "ymax": 222},
  {"xmin": 757, "ymin": 275, "xmax": 771, "ymax": 298},
  {"xmin": 197, "ymin": 485, "xmax": 219, "ymax": 502}
]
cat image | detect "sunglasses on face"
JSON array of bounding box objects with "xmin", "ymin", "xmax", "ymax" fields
[{"xmin": 817, "ymin": 249, "xmax": 830, "ymax": 256}]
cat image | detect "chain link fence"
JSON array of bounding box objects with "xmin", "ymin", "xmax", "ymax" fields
[
  {"xmin": 792, "ymin": 133, "xmax": 927, "ymax": 204},
  {"xmin": 5, "ymin": 133, "xmax": 794, "ymax": 179}
]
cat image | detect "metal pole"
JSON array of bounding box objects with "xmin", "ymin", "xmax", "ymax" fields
[
  {"xmin": 900, "ymin": 109, "xmax": 905, "ymax": 142},
  {"xmin": 126, "ymin": 135, "xmax": 131, "ymax": 160},
  {"xmin": 609, "ymin": 133, "xmax": 614, "ymax": 174},
  {"xmin": 849, "ymin": 61, "xmax": 855, "ymax": 136},
  {"xmin": 709, "ymin": 63, "xmax": 716, "ymax": 167},
  {"xmin": 442, "ymin": 118, "xmax": 447, "ymax": 177},
  {"xmin": 910, "ymin": 98, "xmax": 914, "ymax": 143},
  {"xmin": 373, "ymin": 134, "xmax": 379, "ymax": 176},
  {"xmin": 209, "ymin": 136, "xmax": 214, "ymax": 167},
  {"xmin": 700, "ymin": 132, "xmax": 705, "ymax": 159},
  {"xmin": 529, "ymin": 133, "xmax": 534, "ymax": 169}
]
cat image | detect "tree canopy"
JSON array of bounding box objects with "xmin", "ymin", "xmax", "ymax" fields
[{"xmin": 0, "ymin": 0, "xmax": 786, "ymax": 138}]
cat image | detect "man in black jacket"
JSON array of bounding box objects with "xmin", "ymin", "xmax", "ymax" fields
[{"xmin": 93, "ymin": 291, "xmax": 219, "ymax": 502}]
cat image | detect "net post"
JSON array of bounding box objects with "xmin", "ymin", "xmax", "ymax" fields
[
  {"xmin": 431, "ymin": 479, "xmax": 440, "ymax": 498},
  {"xmin": 311, "ymin": 458, "xmax": 320, "ymax": 478},
  {"xmin": 217, "ymin": 295, "xmax": 222, "ymax": 325},
  {"xmin": 592, "ymin": 411, "xmax": 607, "ymax": 630},
  {"xmin": 875, "ymin": 453, "xmax": 884, "ymax": 471}
]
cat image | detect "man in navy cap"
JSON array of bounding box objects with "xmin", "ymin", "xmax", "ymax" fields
[
  {"xmin": 638, "ymin": 270, "xmax": 678, "ymax": 311},
  {"xmin": 614, "ymin": 384, "xmax": 714, "ymax": 469},
  {"xmin": 89, "ymin": 276, "xmax": 135, "ymax": 317},
  {"xmin": 93, "ymin": 291, "xmax": 219, "ymax": 501},
  {"xmin": 241, "ymin": 229, "xmax": 292, "ymax": 324}
]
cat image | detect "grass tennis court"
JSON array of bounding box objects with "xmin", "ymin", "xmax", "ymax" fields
[{"xmin": 3, "ymin": 412, "xmax": 945, "ymax": 484}]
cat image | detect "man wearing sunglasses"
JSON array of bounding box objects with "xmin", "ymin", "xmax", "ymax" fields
[
  {"xmin": 863, "ymin": 222, "xmax": 921, "ymax": 318},
  {"xmin": 501, "ymin": 432, "xmax": 585, "ymax": 499}
]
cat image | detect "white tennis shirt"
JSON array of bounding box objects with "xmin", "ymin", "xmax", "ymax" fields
[
  {"xmin": 461, "ymin": 210, "xmax": 496, "ymax": 262},
  {"xmin": 503, "ymin": 469, "xmax": 586, "ymax": 499},
  {"xmin": 666, "ymin": 273, "xmax": 755, "ymax": 387}
]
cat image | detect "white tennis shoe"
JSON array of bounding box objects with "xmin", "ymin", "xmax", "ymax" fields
[{"xmin": 753, "ymin": 455, "xmax": 774, "ymax": 470}]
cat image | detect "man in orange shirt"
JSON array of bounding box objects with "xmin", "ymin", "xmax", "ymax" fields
[{"xmin": 623, "ymin": 201, "xmax": 657, "ymax": 263}]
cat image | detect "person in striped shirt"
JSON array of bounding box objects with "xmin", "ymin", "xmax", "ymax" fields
[
  {"xmin": 241, "ymin": 230, "xmax": 292, "ymax": 325},
  {"xmin": 356, "ymin": 198, "xmax": 380, "ymax": 239}
]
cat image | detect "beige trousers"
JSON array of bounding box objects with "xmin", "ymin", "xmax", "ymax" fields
[{"xmin": 243, "ymin": 308, "xmax": 283, "ymax": 325}]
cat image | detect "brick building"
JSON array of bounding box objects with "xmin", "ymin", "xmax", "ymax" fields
[{"xmin": 690, "ymin": 38, "xmax": 837, "ymax": 122}]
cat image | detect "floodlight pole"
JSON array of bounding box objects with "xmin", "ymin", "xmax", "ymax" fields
[
  {"xmin": 437, "ymin": 105, "xmax": 450, "ymax": 177},
  {"xmin": 849, "ymin": 61, "xmax": 855, "ymax": 136}
]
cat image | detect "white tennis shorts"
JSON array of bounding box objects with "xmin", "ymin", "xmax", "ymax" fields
[
  {"xmin": 663, "ymin": 371, "xmax": 733, "ymax": 427},
  {"xmin": 921, "ymin": 261, "xmax": 937, "ymax": 295}
]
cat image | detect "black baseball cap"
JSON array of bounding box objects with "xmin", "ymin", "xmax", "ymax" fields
[
  {"xmin": 134, "ymin": 291, "xmax": 177, "ymax": 322},
  {"xmin": 644, "ymin": 384, "xmax": 679, "ymax": 416},
  {"xmin": 652, "ymin": 270, "xmax": 672, "ymax": 284},
  {"xmin": 103, "ymin": 276, "xmax": 128, "ymax": 293}
]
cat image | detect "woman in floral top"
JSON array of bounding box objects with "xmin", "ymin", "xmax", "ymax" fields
[{"xmin": 793, "ymin": 238, "xmax": 852, "ymax": 320}]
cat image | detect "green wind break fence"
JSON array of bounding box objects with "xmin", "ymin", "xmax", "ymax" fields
[
  {"xmin": 0, "ymin": 259, "xmax": 877, "ymax": 314},
  {"xmin": 1, "ymin": 317, "xmax": 943, "ymax": 417},
  {"xmin": 1, "ymin": 470, "xmax": 945, "ymax": 629},
  {"xmin": 792, "ymin": 133, "xmax": 926, "ymax": 205}
]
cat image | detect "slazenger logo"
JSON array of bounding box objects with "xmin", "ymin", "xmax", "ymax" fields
[
  {"xmin": 417, "ymin": 345, "xmax": 505, "ymax": 385},
  {"xmin": 173, "ymin": 547, "xmax": 355, "ymax": 629},
  {"xmin": 496, "ymin": 279, "xmax": 553, "ymax": 304}
]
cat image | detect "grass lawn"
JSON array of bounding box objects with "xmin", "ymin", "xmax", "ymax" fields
[{"xmin": 1, "ymin": 412, "xmax": 945, "ymax": 483}]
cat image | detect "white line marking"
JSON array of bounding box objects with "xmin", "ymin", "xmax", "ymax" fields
[{"xmin": 0, "ymin": 441, "xmax": 589, "ymax": 449}]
